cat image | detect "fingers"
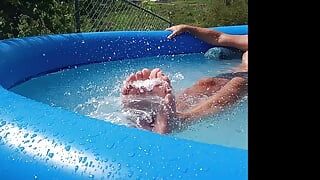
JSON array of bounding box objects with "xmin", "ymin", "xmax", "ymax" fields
[
  {"xmin": 165, "ymin": 26, "xmax": 177, "ymax": 39},
  {"xmin": 166, "ymin": 25, "xmax": 181, "ymax": 39},
  {"xmin": 167, "ymin": 32, "xmax": 177, "ymax": 40},
  {"xmin": 165, "ymin": 27, "xmax": 173, "ymax": 31}
]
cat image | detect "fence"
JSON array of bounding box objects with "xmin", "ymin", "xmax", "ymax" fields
[
  {"xmin": 74, "ymin": 0, "xmax": 173, "ymax": 32},
  {"xmin": 0, "ymin": 0, "xmax": 173, "ymax": 40}
]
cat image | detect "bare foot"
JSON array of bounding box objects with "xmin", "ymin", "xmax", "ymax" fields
[
  {"xmin": 122, "ymin": 68, "xmax": 172, "ymax": 98},
  {"xmin": 121, "ymin": 68, "xmax": 177, "ymax": 134},
  {"xmin": 152, "ymin": 93, "xmax": 176, "ymax": 134},
  {"xmin": 232, "ymin": 51, "xmax": 248, "ymax": 72}
]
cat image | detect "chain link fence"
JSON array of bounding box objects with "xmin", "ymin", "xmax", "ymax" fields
[
  {"xmin": 0, "ymin": 0, "xmax": 172, "ymax": 40},
  {"xmin": 75, "ymin": 0, "xmax": 173, "ymax": 32},
  {"xmin": 1, "ymin": 0, "xmax": 247, "ymax": 40}
]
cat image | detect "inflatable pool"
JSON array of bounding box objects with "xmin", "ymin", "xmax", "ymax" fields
[{"xmin": 0, "ymin": 25, "xmax": 248, "ymax": 179}]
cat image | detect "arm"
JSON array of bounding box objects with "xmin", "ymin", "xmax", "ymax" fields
[
  {"xmin": 167, "ymin": 25, "xmax": 248, "ymax": 71},
  {"xmin": 166, "ymin": 25, "xmax": 248, "ymax": 51},
  {"xmin": 178, "ymin": 77, "xmax": 247, "ymax": 122}
]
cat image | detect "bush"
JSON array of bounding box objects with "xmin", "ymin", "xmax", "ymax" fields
[{"xmin": 0, "ymin": 0, "xmax": 75, "ymax": 39}]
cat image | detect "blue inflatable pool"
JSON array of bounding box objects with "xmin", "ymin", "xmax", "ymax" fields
[{"xmin": 0, "ymin": 25, "xmax": 248, "ymax": 179}]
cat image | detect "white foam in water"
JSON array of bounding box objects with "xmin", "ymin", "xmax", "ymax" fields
[
  {"xmin": 129, "ymin": 78, "xmax": 163, "ymax": 91},
  {"xmin": 11, "ymin": 53, "xmax": 247, "ymax": 149},
  {"xmin": 170, "ymin": 72, "xmax": 184, "ymax": 83}
]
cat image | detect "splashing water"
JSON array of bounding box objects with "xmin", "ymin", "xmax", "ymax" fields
[
  {"xmin": 11, "ymin": 53, "xmax": 247, "ymax": 149},
  {"xmin": 130, "ymin": 78, "xmax": 163, "ymax": 92}
]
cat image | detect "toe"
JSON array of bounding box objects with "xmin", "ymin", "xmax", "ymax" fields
[
  {"xmin": 150, "ymin": 68, "xmax": 161, "ymax": 79},
  {"xmin": 142, "ymin": 68, "xmax": 151, "ymax": 80}
]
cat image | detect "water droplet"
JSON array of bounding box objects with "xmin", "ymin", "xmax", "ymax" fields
[
  {"xmin": 127, "ymin": 152, "xmax": 135, "ymax": 157},
  {"xmin": 0, "ymin": 121, "xmax": 6, "ymax": 127},
  {"xmin": 82, "ymin": 157, "xmax": 87, "ymax": 163},
  {"xmin": 42, "ymin": 53, "xmax": 46, "ymax": 56},
  {"xmin": 34, "ymin": 175, "xmax": 38, "ymax": 179},
  {"xmin": 128, "ymin": 171, "xmax": 133, "ymax": 177},
  {"xmin": 31, "ymin": 134, "xmax": 37, "ymax": 138},
  {"xmin": 23, "ymin": 133, "xmax": 29, "ymax": 138},
  {"xmin": 81, "ymin": 40, "xmax": 85, "ymax": 44},
  {"xmin": 4, "ymin": 132, "xmax": 10, "ymax": 138},
  {"xmin": 75, "ymin": 165, "xmax": 79, "ymax": 172},
  {"xmin": 183, "ymin": 168, "xmax": 188, "ymax": 173},
  {"xmin": 65, "ymin": 145, "xmax": 71, "ymax": 151},
  {"xmin": 89, "ymin": 174, "xmax": 94, "ymax": 178},
  {"xmin": 48, "ymin": 153, "xmax": 54, "ymax": 158},
  {"xmin": 64, "ymin": 92, "xmax": 71, "ymax": 96},
  {"xmin": 106, "ymin": 143, "xmax": 115, "ymax": 149}
]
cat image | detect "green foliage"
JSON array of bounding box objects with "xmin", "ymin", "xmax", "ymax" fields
[
  {"xmin": 0, "ymin": 0, "xmax": 75, "ymax": 39},
  {"xmin": 0, "ymin": 0, "xmax": 247, "ymax": 40}
]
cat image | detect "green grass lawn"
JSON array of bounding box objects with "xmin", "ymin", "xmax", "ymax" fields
[{"xmin": 141, "ymin": 0, "xmax": 248, "ymax": 27}]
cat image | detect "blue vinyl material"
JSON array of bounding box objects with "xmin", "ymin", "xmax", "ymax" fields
[{"xmin": 0, "ymin": 25, "xmax": 248, "ymax": 179}]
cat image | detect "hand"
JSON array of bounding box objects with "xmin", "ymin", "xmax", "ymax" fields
[{"xmin": 165, "ymin": 24, "xmax": 190, "ymax": 39}]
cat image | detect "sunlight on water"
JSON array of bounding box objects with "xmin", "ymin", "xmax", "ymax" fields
[{"xmin": 11, "ymin": 53, "xmax": 247, "ymax": 149}]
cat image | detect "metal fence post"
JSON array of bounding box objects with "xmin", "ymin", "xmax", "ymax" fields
[{"xmin": 75, "ymin": 0, "xmax": 81, "ymax": 32}]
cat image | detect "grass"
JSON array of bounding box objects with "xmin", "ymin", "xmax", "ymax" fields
[{"xmin": 141, "ymin": 0, "xmax": 248, "ymax": 27}]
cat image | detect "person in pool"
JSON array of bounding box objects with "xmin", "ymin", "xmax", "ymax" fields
[
  {"xmin": 121, "ymin": 25, "xmax": 248, "ymax": 134},
  {"xmin": 166, "ymin": 24, "xmax": 248, "ymax": 72}
]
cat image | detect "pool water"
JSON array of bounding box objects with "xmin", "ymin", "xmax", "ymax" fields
[{"xmin": 11, "ymin": 53, "xmax": 248, "ymax": 149}]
